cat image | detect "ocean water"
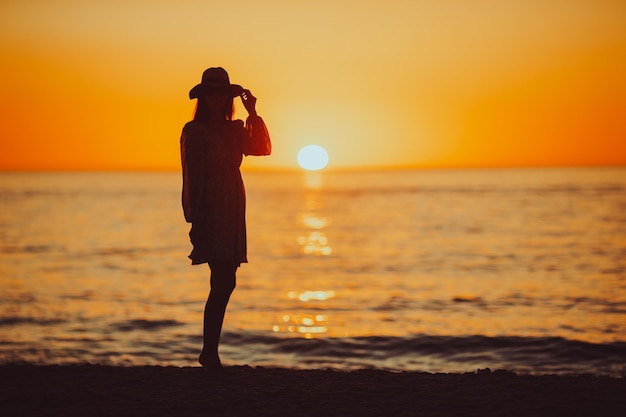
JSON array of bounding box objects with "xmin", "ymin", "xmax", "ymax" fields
[{"xmin": 1, "ymin": 168, "xmax": 625, "ymax": 376}]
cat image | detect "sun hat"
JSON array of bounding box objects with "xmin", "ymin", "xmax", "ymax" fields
[{"xmin": 189, "ymin": 67, "xmax": 244, "ymax": 99}]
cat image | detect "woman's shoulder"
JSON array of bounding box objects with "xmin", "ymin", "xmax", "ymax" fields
[
  {"xmin": 181, "ymin": 121, "xmax": 210, "ymax": 149},
  {"xmin": 183, "ymin": 120, "xmax": 208, "ymax": 135},
  {"xmin": 230, "ymin": 119, "xmax": 245, "ymax": 129},
  {"xmin": 182, "ymin": 121, "xmax": 211, "ymax": 142}
]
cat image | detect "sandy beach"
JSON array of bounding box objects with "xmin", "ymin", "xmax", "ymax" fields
[{"xmin": 1, "ymin": 365, "xmax": 624, "ymax": 417}]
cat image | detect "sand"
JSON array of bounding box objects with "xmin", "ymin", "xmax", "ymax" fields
[{"xmin": 1, "ymin": 365, "xmax": 624, "ymax": 417}]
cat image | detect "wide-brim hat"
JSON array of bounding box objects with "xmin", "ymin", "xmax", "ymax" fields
[{"xmin": 189, "ymin": 67, "xmax": 243, "ymax": 99}]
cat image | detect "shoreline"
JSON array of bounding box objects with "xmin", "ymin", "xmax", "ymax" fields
[{"xmin": 1, "ymin": 365, "xmax": 624, "ymax": 417}]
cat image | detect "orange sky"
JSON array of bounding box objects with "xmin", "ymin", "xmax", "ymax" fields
[{"xmin": 1, "ymin": 0, "xmax": 625, "ymax": 171}]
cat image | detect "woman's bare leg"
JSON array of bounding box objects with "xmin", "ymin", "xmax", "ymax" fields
[{"xmin": 199, "ymin": 260, "xmax": 237, "ymax": 370}]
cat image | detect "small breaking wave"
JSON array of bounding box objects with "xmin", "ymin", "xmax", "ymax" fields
[
  {"xmin": 111, "ymin": 319, "xmax": 184, "ymax": 332},
  {"xmin": 220, "ymin": 332, "xmax": 626, "ymax": 377},
  {"xmin": 0, "ymin": 317, "xmax": 67, "ymax": 327}
]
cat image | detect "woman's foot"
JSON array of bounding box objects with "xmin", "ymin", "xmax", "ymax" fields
[{"xmin": 199, "ymin": 353, "xmax": 224, "ymax": 373}]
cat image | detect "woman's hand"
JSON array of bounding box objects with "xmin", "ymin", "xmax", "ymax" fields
[{"xmin": 241, "ymin": 89, "xmax": 257, "ymax": 117}]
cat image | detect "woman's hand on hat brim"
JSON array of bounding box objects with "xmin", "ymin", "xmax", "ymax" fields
[{"xmin": 241, "ymin": 89, "xmax": 257, "ymax": 117}]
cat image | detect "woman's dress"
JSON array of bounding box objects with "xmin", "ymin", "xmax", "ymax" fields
[{"xmin": 180, "ymin": 115, "xmax": 271, "ymax": 265}]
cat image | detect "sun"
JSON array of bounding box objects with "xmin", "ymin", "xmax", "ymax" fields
[{"xmin": 297, "ymin": 145, "xmax": 329, "ymax": 171}]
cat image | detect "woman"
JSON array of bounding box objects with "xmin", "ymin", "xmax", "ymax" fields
[{"xmin": 180, "ymin": 67, "xmax": 271, "ymax": 371}]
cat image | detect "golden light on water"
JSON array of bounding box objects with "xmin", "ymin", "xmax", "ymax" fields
[
  {"xmin": 270, "ymin": 292, "xmax": 338, "ymax": 338},
  {"xmin": 298, "ymin": 187, "xmax": 332, "ymax": 255},
  {"xmin": 288, "ymin": 290, "xmax": 336, "ymax": 302},
  {"xmin": 298, "ymin": 230, "xmax": 332, "ymax": 256},
  {"xmin": 274, "ymin": 311, "xmax": 333, "ymax": 339},
  {"xmin": 272, "ymin": 175, "xmax": 336, "ymax": 339}
]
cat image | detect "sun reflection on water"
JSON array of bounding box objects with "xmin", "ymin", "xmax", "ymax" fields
[
  {"xmin": 298, "ymin": 231, "xmax": 332, "ymax": 255},
  {"xmin": 273, "ymin": 312, "xmax": 331, "ymax": 339},
  {"xmin": 288, "ymin": 290, "xmax": 336, "ymax": 302},
  {"xmin": 298, "ymin": 172, "xmax": 332, "ymax": 256},
  {"xmin": 274, "ymin": 171, "xmax": 340, "ymax": 338}
]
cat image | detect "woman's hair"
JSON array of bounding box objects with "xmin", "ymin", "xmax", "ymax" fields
[{"xmin": 193, "ymin": 96, "xmax": 235, "ymax": 124}]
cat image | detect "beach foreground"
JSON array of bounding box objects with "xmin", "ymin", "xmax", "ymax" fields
[{"xmin": 1, "ymin": 365, "xmax": 624, "ymax": 417}]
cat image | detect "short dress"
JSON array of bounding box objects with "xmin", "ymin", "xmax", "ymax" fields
[{"xmin": 180, "ymin": 115, "xmax": 271, "ymax": 265}]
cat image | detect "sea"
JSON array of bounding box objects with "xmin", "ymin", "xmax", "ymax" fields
[{"xmin": 1, "ymin": 168, "xmax": 625, "ymax": 376}]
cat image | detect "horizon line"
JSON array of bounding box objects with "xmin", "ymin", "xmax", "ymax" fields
[{"xmin": 1, "ymin": 163, "xmax": 625, "ymax": 174}]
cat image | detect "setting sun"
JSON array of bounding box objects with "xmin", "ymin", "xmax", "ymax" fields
[{"xmin": 297, "ymin": 145, "xmax": 329, "ymax": 171}]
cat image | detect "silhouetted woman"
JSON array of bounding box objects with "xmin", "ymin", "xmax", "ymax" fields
[{"xmin": 180, "ymin": 67, "xmax": 271, "ymax": 372}]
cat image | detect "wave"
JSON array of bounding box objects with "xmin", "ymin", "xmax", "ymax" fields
[
  {"xmin": 2, "ymin": 330, "xmax": 624, "ymax": 376},
  {"xmin": 0, "ymin": 317, "xmax": 67, "ymax": 327},
  {"xmin": 220, "ymin": 332, "xmax": 626, "ymax": 377},
  {"xmin": 293, "ymin": 184, "xmax": 626, "ymax": 199},
  {"xmin": 0, "ymin": 244, "xmax": 177, "ymax": 257},
  {"xmin": 110, "ymin": 319, "xmax": 185, "ymax": 332}
]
